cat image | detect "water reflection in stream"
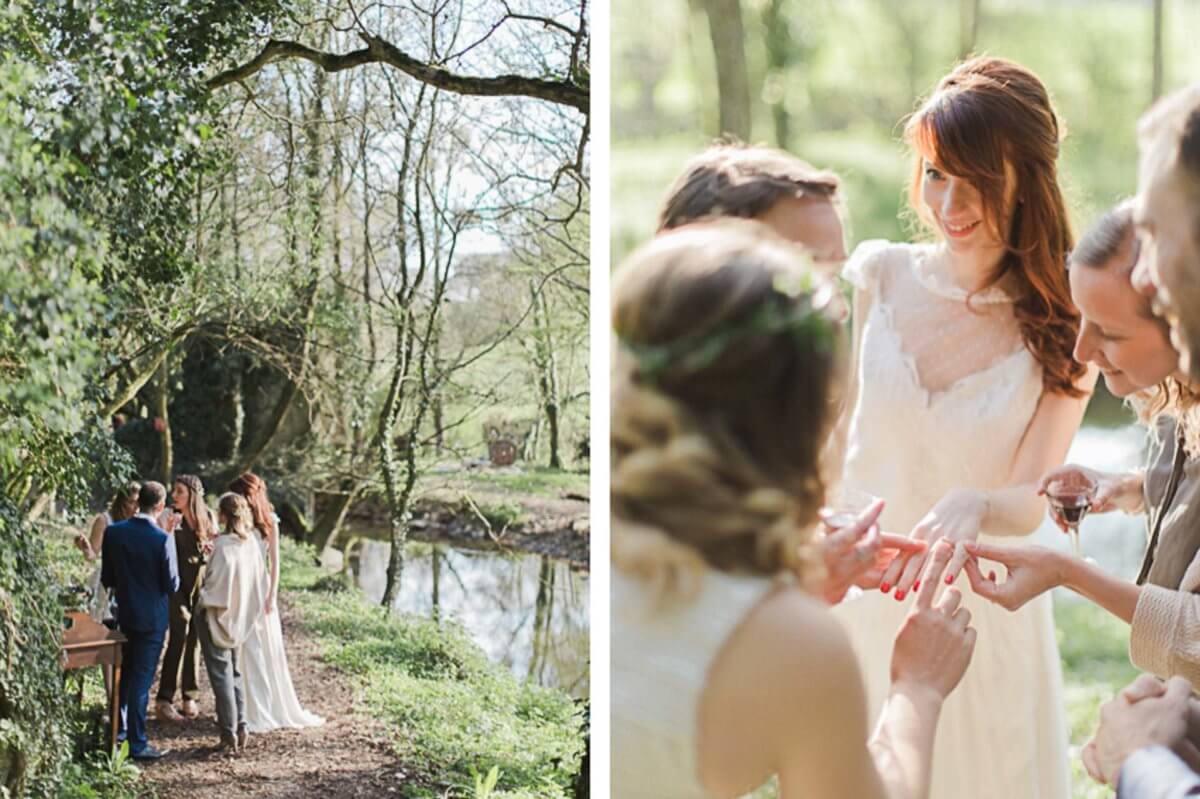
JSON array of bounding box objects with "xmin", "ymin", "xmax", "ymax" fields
[{"xmin": 350, "ymin": 539, "xmax": 589, "ymax": 698}]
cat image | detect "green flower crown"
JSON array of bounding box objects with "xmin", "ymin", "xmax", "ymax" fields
[{"xmin": 620, "ymin": 271, "xmax": 844, "ymax": 381}]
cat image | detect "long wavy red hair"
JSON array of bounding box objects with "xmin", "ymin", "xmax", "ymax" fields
[
  {"xmin": 227, "ymin": 472, "xmax": 275, "ymax": 541},
  {"xmin": 905, "ymin": 56, "xmax": 1086, "ymax": 397}
]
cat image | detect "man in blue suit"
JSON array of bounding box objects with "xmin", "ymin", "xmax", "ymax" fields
[{"xmin": 101, "ymin": 480, "xmax": 179, "ymax": 761}]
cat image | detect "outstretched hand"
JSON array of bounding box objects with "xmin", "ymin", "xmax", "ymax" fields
[
  {"xmin": 880, "ymin": 489, "xmax": 988, "ymax": 600},
  {"xmin": 817, "ymin": 499, "xmax": 927, "ymax": 604},
  {"xmin": 889, "ymin": 540, "xmax": 978, "ymax": 701},
  {"xmin": 961, "ymin": 541, "xmax": 1063, "ymax": 611}
]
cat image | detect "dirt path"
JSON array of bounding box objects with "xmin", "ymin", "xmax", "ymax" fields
[{"xmin": 137, "ymin": 596, "xmax": 405, "ymax": 798}]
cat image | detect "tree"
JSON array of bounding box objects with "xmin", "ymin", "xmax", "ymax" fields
[
  {"xmin": 959, "ymin": 0, "xmax": 982, "ymax": 60},
  {"xmin": 762, "ymin": 0, "xmax": 793, "ymax": 149},
  {"xmin": 1152, "ymin": 0, "xmax": 1164, "ymax": 102},
  {"xmin": 208, "ymin": 5, "xmax": 589, "ymax": 114},
  {"xmin": 701, "ymin": 0, "xmax": 751, "ymax": 140}
]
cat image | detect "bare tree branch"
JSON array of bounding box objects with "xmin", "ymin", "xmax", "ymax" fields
[{"xmin": 208, "ymin": 33, "xmax": 588, "ymax": 112}]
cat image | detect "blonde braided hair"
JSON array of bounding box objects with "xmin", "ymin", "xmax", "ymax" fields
[
  {"xmin": 612, "ymin": 221, "xmax": 842, "ymax": 598},
  {"xmin": 218, "ymin": 492, "xmax": 255, "ymax": 540}
]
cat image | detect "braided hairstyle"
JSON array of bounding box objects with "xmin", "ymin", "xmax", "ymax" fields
[
  {"xmin": 218, "ymin": 492, "xmax": 255, "ymax": 540},
  {"xmin": 612, "ymin": 220, "xmax": 843, "ymax": 597}
]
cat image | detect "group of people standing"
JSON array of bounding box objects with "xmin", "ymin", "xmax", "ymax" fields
[
  {"xmin": 612, "ymin": 56, "xmax": 1200, "ymax": 798},
  {"xmin": 76, "ymin": 471, "xmax": 322, "ymax": 761}
]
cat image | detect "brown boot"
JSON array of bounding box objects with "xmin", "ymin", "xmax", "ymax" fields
[
  {"xmin": 215, "ymin": 733, "xmax": 239, "ymax": 756},
  {"xmin": 156, "ymin": 700, "xmax": 184, "ymax": 723},
  {"xmin": 237, "ymin": 726, "xmax": 249, "ymax": 751},
  {"xmin": 180, "ymin": 699, "xmax": 200, "ymax": 719}
]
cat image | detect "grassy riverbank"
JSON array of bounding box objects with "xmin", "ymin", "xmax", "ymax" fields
[{"xmin": 278, "ymin": 539, "xmax": 587, "ymax": 798}]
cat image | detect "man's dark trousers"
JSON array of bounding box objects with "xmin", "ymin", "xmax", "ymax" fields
[
  {"xmin": 119, "ymin": 628, "xmax": 166, "ymax": 753},
  {"xmin": 101, "ymin": 515, "xmax": 178, "ymax": 756}
]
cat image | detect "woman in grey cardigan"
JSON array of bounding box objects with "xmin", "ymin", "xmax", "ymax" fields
[
  {"xmin": 196, "ymin": 492, "xmax": 268, "ymax": 754},
  {"xmin": 961, "ymin": 202, "xmax": 1200, "ymax": 686}
]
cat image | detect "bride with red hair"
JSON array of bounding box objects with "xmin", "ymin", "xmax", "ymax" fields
[
  {"xmin": 228, "ymin": 472, "xmax": 324, "ymax": 732},
  {"xmin": 829, "ymin": 57, "xmax": 1097, "ymax": 798}
]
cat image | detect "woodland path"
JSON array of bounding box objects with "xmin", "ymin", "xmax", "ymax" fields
[{"xmin": 136, "ymin": 596, "xmax": 406, "ymax": 798}]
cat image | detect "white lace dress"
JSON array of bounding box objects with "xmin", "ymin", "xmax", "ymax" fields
[
  {"xmin": 612, "ymin": 568, "xmax": 776, "ymax": 798},
  {"xmin": 831, "ymin": 240, "xmax": 1070, "ymax": 798},
  {"xmin": 237, "ymin": 532, "xmax": 324, "ymax": 733}
]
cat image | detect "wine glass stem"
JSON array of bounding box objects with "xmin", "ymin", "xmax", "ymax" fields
[{"xmin": 1070, "ymin": 527, "xmax": 1081, "ymax": 557}]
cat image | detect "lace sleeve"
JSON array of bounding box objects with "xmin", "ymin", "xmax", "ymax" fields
[{"xmin": 841, "ymin": 239, "xmax": 892, "ymax": 291}]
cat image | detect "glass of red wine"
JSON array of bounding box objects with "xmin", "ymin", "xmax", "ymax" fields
[{"xmin": 1045, "ymin": 477, "xmax": 1096, "ymax": 557}]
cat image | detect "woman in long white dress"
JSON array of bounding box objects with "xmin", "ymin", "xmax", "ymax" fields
[
  {"xmin": 829, "ymin": 57, "xmax": 1096, "ymax": 799},
  {"xmin": 612, "ymin": 221, "xmax": 978, "ymax": 799},
  {"xmin": 228, "ymin": 472, "xmax": 324, "ymax": 733}
]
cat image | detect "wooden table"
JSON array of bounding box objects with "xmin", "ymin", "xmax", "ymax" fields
[{"xmin": 62, "ymin": 611, "xmax": 126, "ymax": 752}]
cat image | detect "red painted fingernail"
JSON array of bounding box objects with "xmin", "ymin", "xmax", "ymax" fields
[
  {"xmin": 895, "ymin": 590, "xmax": 906, "ymax": 600},
  {"xmin": 914, "ymin": 580, "xmax": 920, "ymax": 591},
  {"xmin": 989, "ymin": 571, "xmax": 997, "ymax": 582},
  {"xmin": 880, "ymin": 582, "xmax": 891, "ymax": 593},
  {"xmin": 945, "ymin": 575, "xmax": 954, "ymax": 585}
]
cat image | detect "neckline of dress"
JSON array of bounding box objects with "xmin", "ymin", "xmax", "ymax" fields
[
  {"xmin": 871, "ymin": 301, "xmax": 1035, "ymax": 409},
  {"xmin": 911, "ymin": 244, "xmax": 1015, "ymax": 305}
]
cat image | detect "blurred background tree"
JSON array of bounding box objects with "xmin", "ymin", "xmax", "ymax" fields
[{"xmin": 613, "ymin": 0, "xmax": 1200, "ymax": 266}]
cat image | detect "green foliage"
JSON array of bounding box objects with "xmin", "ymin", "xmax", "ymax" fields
[
  {"xmin": 16, "ymin": 0, "xmax": 287, "ymax": 285},
  {"xmin": 0, "ymin": 498, "xmax": 73, "ymax": 796},
  {"xmin": 614, "ymin": 0, "xmax": 1200, "ymax": 263},
  {"xmin": 472, "ymin": 766, "xmax": 500, "ymax": 799},
  {"xmin": 433, "ymin": 468, "xmax": 588, "ymax": 500},
  {"xmin": 0, "ymin": 56, "xmax": 107, "ymax": 491},
  {"xmin": 1055, "ymin": 597, "xmax": 1141, "ymax": 798},
  {"xmin": 278, "ymin": 537, "xmax": 327, "ymax": 591},
  {"xmin": 286, "ymin": 543, "xmax": 584, "ymax": 798},
  {"xmin": 1055, "ymin": 597, "xmax": 1140, "ymax": 799},
  {"xmin": 57, "ymin": 743, "xmax": 142, "ymax": 799},
  {"xmin": 458, "ymin": 496, "xmax": 526, "ymax": 531}
]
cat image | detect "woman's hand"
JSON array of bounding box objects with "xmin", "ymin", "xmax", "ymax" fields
[
  {"xmin": 1038, "ymin": 464, "xmax": 1143, "ymax": 519},
  {"xmin": 264, "ymin": 593, "xmax": 275, "ymax": 616},
  {"xmin": 817, "ymin": 499, "xmax": 927, "ymax": 604},
  {"xmin": 882, "ymin": 488, "xmax": 988, "ymax": 599},
  {"xmin": 74, "ymin": 533, "xmax": 92, "ymax": 557},
  {"xmin": 890, "ymin": 540, "xmax": 978, "ymax": 701},
  {"xmin": 962, "ymin": 540, "xmax": 1066, "ymax": 611}
]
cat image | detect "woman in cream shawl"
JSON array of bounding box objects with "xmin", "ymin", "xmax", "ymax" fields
[{"xmin": 197, "ymin": 492, "xmax": 268, "ymax": 752}]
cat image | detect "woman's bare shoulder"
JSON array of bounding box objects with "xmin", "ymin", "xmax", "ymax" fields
[
  {"xmin": 744, "ymin": 586, "xmax": 861, "ymax": 684},
  {"xmin": 700, "ymin": 585, "xmax": 872, "ymax": 795}
]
